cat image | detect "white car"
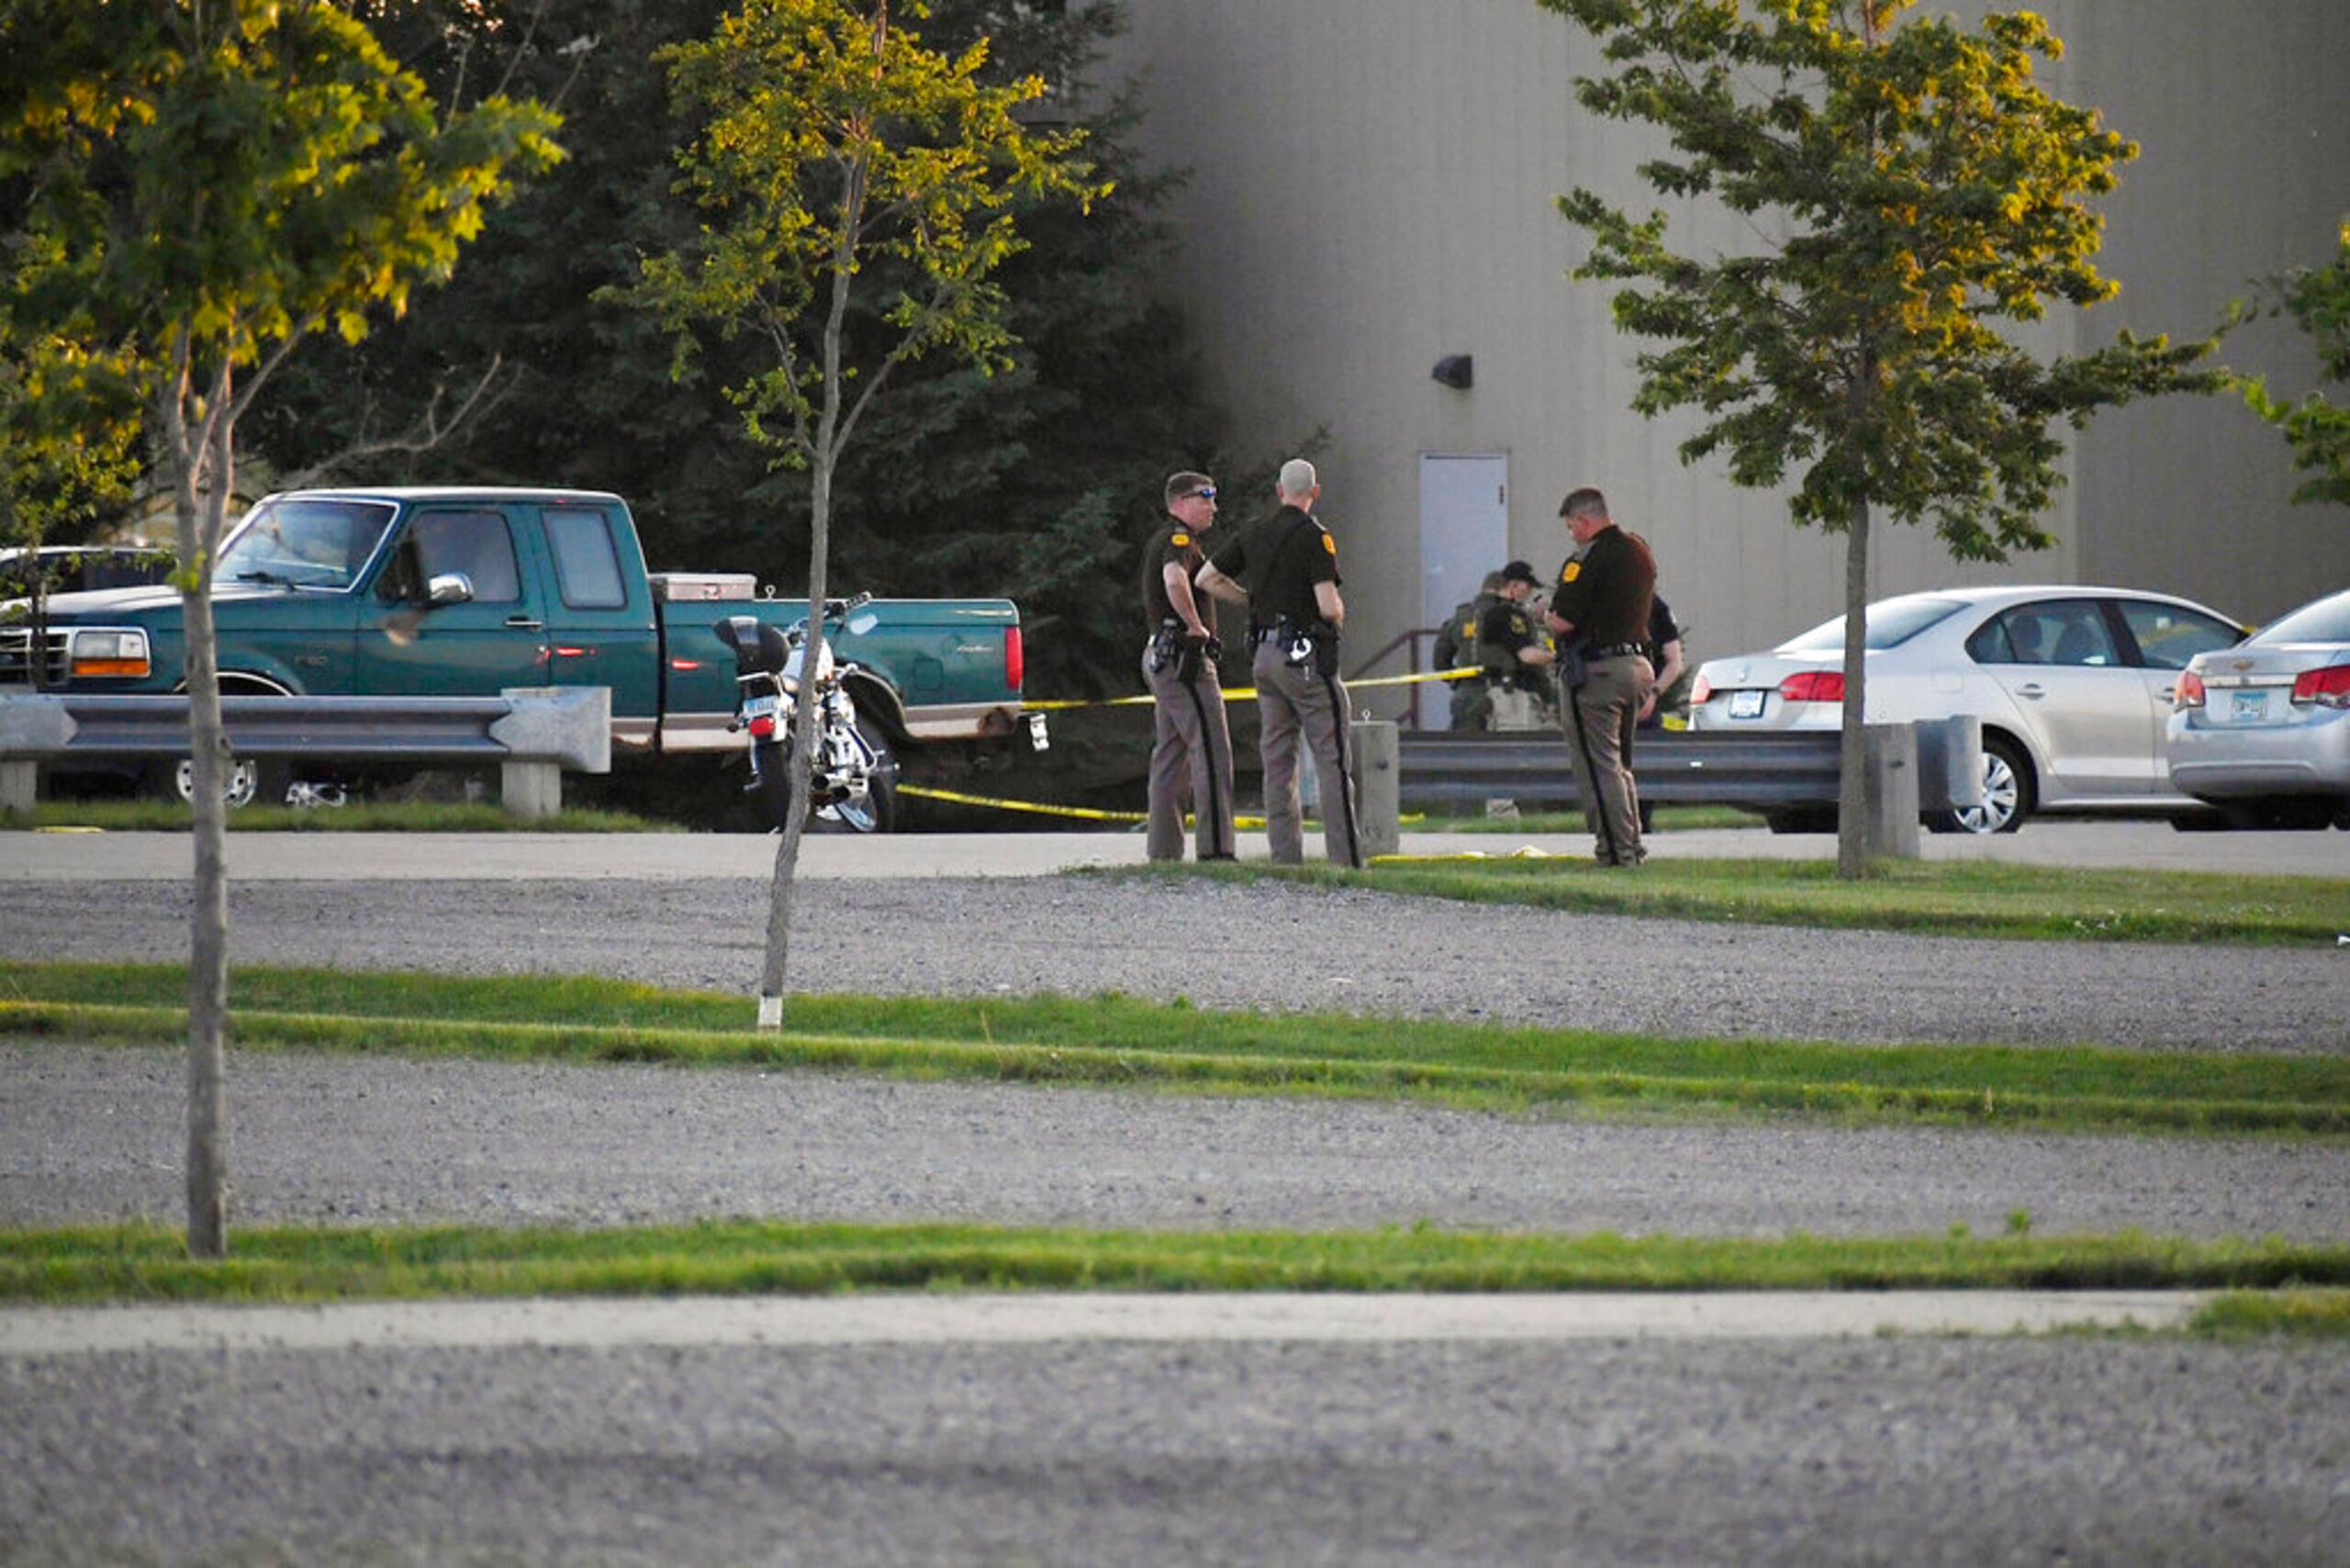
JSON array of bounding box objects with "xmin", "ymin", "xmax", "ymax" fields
[
  {"xmin": 1687, "ymin": 586, "xmax": 2245, "ymax": 833},
  {"xmin": 2165, "ymin": 586, "xmax": 2350, "ymax": 829}
]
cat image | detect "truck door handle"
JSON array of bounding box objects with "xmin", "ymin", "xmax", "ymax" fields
[{"xmin": 505, "ymin": 616, "xmax": 543, "ymax": 631}]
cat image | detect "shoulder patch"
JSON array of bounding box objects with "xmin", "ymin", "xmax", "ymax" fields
[
  {"xmin": 1561, "ymin": 561, "xmax": 1583, "ymax": 583},
  {"xmin": 1169, "ymin": 532, "xmax": 1190, "ymax": 548},
  {"xmin": 1320, "ymin": 531, "xmax": 1337, "ymax": 556}
]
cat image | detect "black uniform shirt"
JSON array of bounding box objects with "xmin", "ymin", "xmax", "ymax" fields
[
  {"xmin": 1646, "ymin": 593, "xmax": 1683, "ymax": 660},
  {"xmin": 1207, "ymin": 505, "xmax": 1339, "ymax": 627},
  {"xmin": 1140, "ymin": 521, "xmax": 1206, "ymax": 630},
  {"xmin": 1550, "ymin": 524, "xmax": 1656, "ymax": 648}
]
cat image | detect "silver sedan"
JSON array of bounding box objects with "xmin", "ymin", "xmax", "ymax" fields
[
  {"xmin": 1688, "ymin": 586, "xmax": 2244, "ymax": 833},
  {"xmin": 2165, "ymin": 586, "xmax": 2350, "ymax": 829}
]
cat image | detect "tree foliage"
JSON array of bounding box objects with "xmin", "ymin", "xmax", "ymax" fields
[
  {"xmin": 0, "ymin": 0, "xmax": 560, "ymax": 1254},
  {"xmin": 243, "ymin": 0, "xmax": 1227, "ymax": 700},
  {"xmin": 616, "ymin": 0, "xmax": 1106, "ymax": 1022},
  {"xmin": 2234, "ymin": 218, "xmax": 2350, "ymax": 508},
  {"xmin": 1539, "ymin": 0, "xmax": 2212, "ymax": 874}
]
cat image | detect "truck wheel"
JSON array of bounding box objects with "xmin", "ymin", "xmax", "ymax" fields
[
  {"xmin": 815, "ymin": 720, "xmax": 899, "ymax": 834},
  {"xmin": 147, "ymin": 756, "xmax": 291, "ymax": 812}
]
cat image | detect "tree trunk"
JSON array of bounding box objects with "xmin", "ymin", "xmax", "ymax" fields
[
  {"xmin": 1835, "ymin": 492, "xmax": 1872, "ymax": 880},
  {"xmin": 173, "ymin": 381, "xmax": 234, "ymax": 1258},
  {"xmin": 755, "ymin": 446, "xmax": 827, "ymax": 1028}
]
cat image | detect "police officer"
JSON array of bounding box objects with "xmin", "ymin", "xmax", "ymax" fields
[
  {"xmin": 1140, "ymin": 471, "xmax": 1237, "ymax": 861},
  {"xmin": 1543, "ymin": 487, "xmax": 1657, "ymax": 867},
  {"xmin": 1477, "ymin": 560, "xmax": 1557, "ymax": 731},
  {"xmin": 1196, "ymin": 457, "xmax": 1364, "ymax": 868},
  {"xmin": 1434, "ymin": 571, "xmax": 1505, "ymax": 731}
]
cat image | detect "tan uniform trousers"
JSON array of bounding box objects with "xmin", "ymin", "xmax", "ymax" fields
[
  {"xmin": 1143, "ymin": 641, "xmax": 1237, "ymax": 861},
  {"xmin": 1252, "ymin": 640, "xmax": 1364, "ymax": 868},
  {"xmin": 1560, "ymin": 652, "xmax": 1655, "ymax": 866}
]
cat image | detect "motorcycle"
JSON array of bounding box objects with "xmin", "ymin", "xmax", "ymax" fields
[{"xmin": 714, "ymin": 594, "xmax": 900, "ymax": 834}]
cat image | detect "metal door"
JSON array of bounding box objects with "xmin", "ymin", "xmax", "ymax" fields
[{"xmin": 1418, "ymin": 454, "xmax": 1509, "ymax": 729}]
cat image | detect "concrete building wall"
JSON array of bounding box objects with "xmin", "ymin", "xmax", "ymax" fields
[{"xmin": 1090, "ymin": 0, "xmax": 2350, "ymax": 715}]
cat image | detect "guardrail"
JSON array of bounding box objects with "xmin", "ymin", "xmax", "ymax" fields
[
  {"xmin": 1365, "ymin": 716, "xmax": 1982, "ymax": 858},
  {"xmin": 0, "ymin": 686, "xmax": 611, "ymax": 818}
]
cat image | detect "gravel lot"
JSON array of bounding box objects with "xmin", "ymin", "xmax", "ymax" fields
[
  {"xmin": 6, "ymin": 862, "xmax": 2347, "ymax": 1566},
  {"xmin": 9, "ymin": 872, "xmax": 2346, "ymax": 1054}
]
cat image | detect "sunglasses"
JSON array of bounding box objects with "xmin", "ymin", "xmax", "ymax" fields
[{"xmin": 1183, "ymin": 487, "xmax": 1217, "ymax": 501}]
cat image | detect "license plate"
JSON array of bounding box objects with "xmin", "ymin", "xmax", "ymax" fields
[
  {"xmin": 1728, "ymin": 689, "xmax": 1765, "ymax": 720},
  {"xmin": 2229, "ymin": 689, "xmax": 2266, "ymax": 722},
  {"xmin": 744, "ymin": 693, "xmax": 779, "ymax": 721}
]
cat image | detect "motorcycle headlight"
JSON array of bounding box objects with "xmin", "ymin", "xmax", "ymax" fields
[{"xmin": 71, "ymin": 627, "xmax": 151, "ymax": 678}]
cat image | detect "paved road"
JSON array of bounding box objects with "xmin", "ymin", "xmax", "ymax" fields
[{"xmin": 4, "ymin": 823, "xmax": 2346, "ymax": 1566}]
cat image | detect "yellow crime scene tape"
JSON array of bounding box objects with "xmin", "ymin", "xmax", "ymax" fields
[{"xmin": 906, "ymin": 666, "xmax": 1475, "ymax": 824}]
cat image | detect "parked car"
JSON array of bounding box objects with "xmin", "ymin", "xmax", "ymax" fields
[
  {"xmin": 1687, "ymin": 586, "xmax": 2245, "ymax": 833},
  {"xmin": 2165, "ymin": 586, "xmax": 2350, "ymax": 829},
  {"xmin": 0, "ymin": 544, "xmax": 176, "ymax": 603}
]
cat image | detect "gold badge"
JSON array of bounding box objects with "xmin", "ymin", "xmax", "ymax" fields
[
  {"xmin": 1170, "ymin": 532, "xmax": 1190, "ymax": 547},
  {"xmin": 1561, "ymin": 561, "xmax": 1582, "ymax": 583}
]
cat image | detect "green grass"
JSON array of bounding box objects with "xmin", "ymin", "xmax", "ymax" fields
[
  {"xmin": 6, "ymin": 962, "xmax": 2344, "ymax": 1137},
  {"xmin": 1149, "ymin": 856, "xmax": 2349, "ymax": 946},
  {"xmin": 3, "ymin": 1219, "xmax": 2344, "ymax": 1305},
  {"xmin": 1, "ymin": 800, "xmax": 675, "ymax": 833},
  {"xmin": 2191, "ymin": 1289, "xmax": 2350, "ymax": 1339}
]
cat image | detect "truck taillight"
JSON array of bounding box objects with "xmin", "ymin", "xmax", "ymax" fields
[
  {"xmin": 1779, "ymin": 670, "xmax": 1844, "ymax": 702},
  {"xmin": 2174, "ymin": 670, "xmax": 2206, "ymax": 710},
  {"xmin": 1004, "ymin": 625, "xmax": 1024, "ymax": 692},
  {"xmin": 2290, "ymin": 664, "xmax": 2350, "ymax": 709}
]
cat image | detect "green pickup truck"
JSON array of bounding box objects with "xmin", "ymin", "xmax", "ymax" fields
[{"xmin": 1, "ymin": 487, "xmax": 1032, "ymax": 823}]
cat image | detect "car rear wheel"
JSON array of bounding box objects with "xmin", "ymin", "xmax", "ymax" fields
[{"xmin": 1936, "ymin": 734, "xmax": 2031, "ymax": 834}]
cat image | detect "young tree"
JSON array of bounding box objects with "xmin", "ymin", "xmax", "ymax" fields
[
  {"xmin": 0, "ymin": 0, "xmax": 560, "ymax": 1255},
  {"xmin": 1540, "ymin": 0, "xmax": 2211, "ymax": 875},
  {"xmin": 2234, "ymin": 219, "xmax": 2350, "ymax": 508},
  {"xmin": 619, "ymin": 0, "xmax": 1104, "ymax": 1024}
]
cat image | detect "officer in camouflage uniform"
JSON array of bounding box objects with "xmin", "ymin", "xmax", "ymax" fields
[
  {"xmin": 1435, "ymin": 571, "xmax": 1505, "ymax": 730},
  {"xmin": 1197, "ymin": 457, "xmax": 1363, "ymax": 868},
  {"xmin": 1140, "ymin": 471, "xmax": 1237, "ymax": 861},
  {"xmin": 1477, "ymin": 560, "xmax": 1558, "ymax": 731}
]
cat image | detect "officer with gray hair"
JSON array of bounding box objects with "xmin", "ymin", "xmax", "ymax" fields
[{"xmin": 1196, "ymin": 458, "xmax": 1364, "ymax": 868}]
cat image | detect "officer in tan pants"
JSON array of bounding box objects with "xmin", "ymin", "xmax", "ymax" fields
[
  {"xmin": 1197, "ymin": 458, "xmax": 1364, "ymax": 868},
  {"xmin": 1543, "ymin": 487, "xmax": 1658, "ymax": 867},
  {"xmin": 1140, "ymin": 471, "xmax": 1237, "ymax": 861}
]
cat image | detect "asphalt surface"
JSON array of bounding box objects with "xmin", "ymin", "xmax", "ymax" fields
[{"xmin": 3, "ymin": 824, "xmax": 2346, "ymax": 1565}]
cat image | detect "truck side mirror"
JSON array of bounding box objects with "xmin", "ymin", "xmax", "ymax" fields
[{"xmin": 427, "ymin": 572, "xmax": 475, "ymax": 607}]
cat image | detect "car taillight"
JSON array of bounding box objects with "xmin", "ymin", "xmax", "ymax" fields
[
  {"xmin": 2290, "ymin": 663, "xmax": 2350, "ymax": 709},
  {"xmin": 1004, "ymin": 625, "xmax": 1024, "ymax": 692},
  {"xmin": 1778, "ymin": 670, "xmax": 1844, "ymax": 702},
  {"xmin": 1689, "ymin": 675, "xmax": 1712, "ymax": 704},
  {"xmin": 2174, "ymin": 670, "xmax": 2205, "ymax": 710}
]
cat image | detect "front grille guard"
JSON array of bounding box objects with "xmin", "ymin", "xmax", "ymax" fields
[{"xmin": 0, "ymin": 628, "xmax": 72, "ymax": 688}]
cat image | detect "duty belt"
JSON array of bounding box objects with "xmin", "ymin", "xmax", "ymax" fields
[
  {"xmin": 1247, "ymin": 625, "xmax": 1283, "ymax": 647},
  {"xmin": 1588, "ymin": 641, "xmax": 1647, "ymax": 659}
]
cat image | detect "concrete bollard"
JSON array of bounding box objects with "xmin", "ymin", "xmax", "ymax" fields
[
  {"xmin": 500, "ymin": 759, "xmax": 564, "ymax": 819},
  {"xmin": 1861, "ymin": 722, "xmax": 1921, "ymax": 858},
  {"xmin": 1351, "ymin": 718, "xmax": 1400, "ymax": 859},
  {"xmin": 0, "ymin": 759, "xmax": 35, "ymax": 815}
]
